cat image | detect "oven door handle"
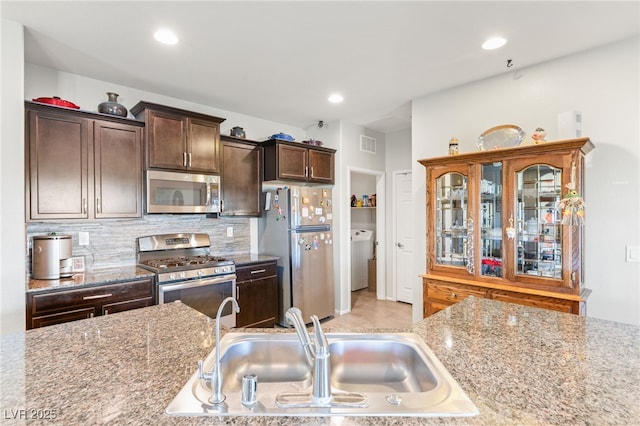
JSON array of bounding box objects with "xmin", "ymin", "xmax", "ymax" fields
[{"xmin": 159, "ymin": 274, "xmax": 237, "ymax": 293}]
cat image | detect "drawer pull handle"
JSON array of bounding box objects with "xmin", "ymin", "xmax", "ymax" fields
[
  {"xmin": 450, "ymin": 293, "xmax": 457, "ymax": 298},
  {"xmin": 82, "ymin": 293, "xmax": 113, "ymax": 301},
  {"xmin": 250, "ymin": 269, "xmax": 267, "ymax": 274}
]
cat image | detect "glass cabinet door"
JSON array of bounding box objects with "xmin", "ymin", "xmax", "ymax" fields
[
  {"xmin": 435, "ymin": 172, "xmax": 468, "ymax": 267},
  {"xmin": 516, "ymin": 164, "xmax": 563, "ymax": 278},
  {"xmin": 480, "ymin": 162, "xmax": 503, "ymax": 277}
]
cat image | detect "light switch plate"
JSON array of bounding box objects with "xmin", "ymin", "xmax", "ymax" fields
[
  {"xmin": 625, "ymin": 245, "xmax": 640, "ymax": 263},
  {"xmin": 226, "ymin": 227, "xmax": 233, "ymax": 237}
]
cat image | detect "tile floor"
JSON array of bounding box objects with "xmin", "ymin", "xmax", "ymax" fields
[{"xmin": 321, "ymin": 289, "xmax": 413, "ymax": 330}]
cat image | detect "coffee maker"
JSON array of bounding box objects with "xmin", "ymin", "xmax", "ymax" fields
[{"xmin": 32, "ymin": 235, "xmax": 73, "ymax": 279}]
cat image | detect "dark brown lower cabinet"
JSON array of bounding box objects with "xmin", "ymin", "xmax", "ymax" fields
[
  {"xmin": 235, "ymin": 261, "xmax": 277, "ymax": 328},
  {"xmin": 27, "ymin": 278, "xmax": 154, "ymax": 329}
]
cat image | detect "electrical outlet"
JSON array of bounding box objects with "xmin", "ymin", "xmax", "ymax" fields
[
  {"xmin": 226, "ymin": 227, "xmax": 233, "ymax": 237},
  {"xmin": 79, "ymin": 231, "xmax": 90, "ymax": 246},
  {"xmin": 625, "ymin": 245, "xmax": 639, "ymax": 263}
]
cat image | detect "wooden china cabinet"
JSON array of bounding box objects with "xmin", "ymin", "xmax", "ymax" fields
[{"xmin": 419, "ymin": 138, "xmax": 594, "ymax": 317}]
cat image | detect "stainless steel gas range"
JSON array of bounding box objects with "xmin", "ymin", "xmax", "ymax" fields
[{"xmin": 137, "ymin": 233, "xmax": 236, "ymax": 327}]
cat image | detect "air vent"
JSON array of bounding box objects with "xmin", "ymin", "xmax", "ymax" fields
[{"xmin": 360, "ymin": 135, "xmax": 376, "ymax": 154}]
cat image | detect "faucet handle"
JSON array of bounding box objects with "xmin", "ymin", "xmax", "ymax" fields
[
  {"xmin": 197, "ymin": 360, "xmax": 204, "ymax": 379},
  {"xmin": 311, "ymin": 315, "xmax": 329, "ymax": 353},
  {"xmin": 197, "ymin": 360, "xmax": 212, "ymax": 381}
]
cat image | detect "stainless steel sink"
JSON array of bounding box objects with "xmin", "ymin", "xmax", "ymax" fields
[{"xmin": 166, "ymin": 332, "xmax": 478, "ymax": 417}]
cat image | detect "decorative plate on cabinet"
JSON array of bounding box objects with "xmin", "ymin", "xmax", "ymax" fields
[{"xmin": 477, "ymin": 124, "xmax": 525, "ymax": 150}]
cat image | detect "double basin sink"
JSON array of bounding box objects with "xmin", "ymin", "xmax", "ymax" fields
[{"xmin": 166, "ymin": 332, "xmax": 478, "ymax": 417}]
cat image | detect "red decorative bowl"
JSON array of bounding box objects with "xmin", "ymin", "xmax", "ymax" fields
[{"xmin": 32, "ymin": 96, "xmax": 80, "ymax": 109}]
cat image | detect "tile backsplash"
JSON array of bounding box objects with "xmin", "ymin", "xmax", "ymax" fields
[{"xmin": 26, "ymin": 215, "xmax": 251, "ymax": 273}]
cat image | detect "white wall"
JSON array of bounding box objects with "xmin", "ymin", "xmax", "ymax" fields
[
  {"xmin": 24, "ymin": 64, "xmax": 306, "ymax": 142},
  {"xmin": 1, "ymin": 19, "xmax": 26, "ymax": 335},
  {"xmin": 384, "ymin": 128, "xmax": 412, "ymax": 304},
  {"xmin": 412, "ymin": 37, "xmax": 640, "ymax": 325}
]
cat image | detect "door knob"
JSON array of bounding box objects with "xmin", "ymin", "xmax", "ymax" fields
[{"xmin": 397, "ymin": 242, "xmax": 404, "ymax": 248}]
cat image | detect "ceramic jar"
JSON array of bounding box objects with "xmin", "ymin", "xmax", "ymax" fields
[{"xmin": 98, "ymin": 92, "xmax": 128, "ymax": 117}]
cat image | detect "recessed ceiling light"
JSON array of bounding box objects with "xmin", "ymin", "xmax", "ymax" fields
[
  {"xmin": 328, "ymin": 94, "xmax": 344, "ymax": 104},
  {"xmin": 482, "ymin": 37, "xmax": 507, "ymax": 50},
  {"xmin": 154, "ymin": 29, "xmax": 179, "ymax": 45}
]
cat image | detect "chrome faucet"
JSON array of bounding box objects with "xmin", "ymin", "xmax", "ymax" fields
[
  {"xmin": 198, "ymin": 296, "xmax": 240, "ymax": 404},
  {"xmin": 285, "ymin": 307, "xmax": 332, "ymax": 405}
]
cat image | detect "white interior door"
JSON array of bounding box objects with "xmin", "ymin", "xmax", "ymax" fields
[{"xmin": 394, "ymin": 170, "xmax": 413, "ymax": 303}]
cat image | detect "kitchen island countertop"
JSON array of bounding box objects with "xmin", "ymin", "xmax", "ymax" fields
[{"xmin": 1, "ymin": 297, "xmax": 638, "ymax": 425}]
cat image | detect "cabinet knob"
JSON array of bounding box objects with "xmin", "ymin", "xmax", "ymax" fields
[{"xmin": 450, "ymin": 293, "xmax": 457, "ymax": 299}]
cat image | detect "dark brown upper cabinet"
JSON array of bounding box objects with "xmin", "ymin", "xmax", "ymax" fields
[
  {"xmin": 131, "ymin": 101, "xmax": 225, "ymax": 174},
  {"xmin": 220, "ymin": 135, "xmax": 262, "ymax": 217},
  {"xmin": 25, "ymin": 101, "xmax": 143, "ymax": 221},
  {"xmin": 261, "ymin": 139, "xmax": 336, "ymax": 184}
]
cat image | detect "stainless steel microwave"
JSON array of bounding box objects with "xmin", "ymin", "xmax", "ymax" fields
[{"xmin": 146, "ymin": 170, "xmax": 220, "ymax": 214}]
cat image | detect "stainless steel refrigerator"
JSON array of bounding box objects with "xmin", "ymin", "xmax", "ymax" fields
[{"xmin": 258, "ymin": 185, "xmax": 335, "ymax": 326}]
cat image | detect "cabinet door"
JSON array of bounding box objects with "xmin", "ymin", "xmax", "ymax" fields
[
  {"xmin": 236, "ymin": 276, "xmax": 277, "ymax": 327},
  {"xmin": 428, "ymin": 166, "xmax": 472, "ymax": 276},
  {"xmin": 94, "ymin": 121, "xmax": 143, "ymax": 218},
  {"xmin": 478, "ymin": 162, "xmax": 504, "ymax": 278},
  {"xmin": 308, "ymin": 149, "xmax": 334, "ymax": 183},
  {"xmin": 220, "ymin": 141, "xmax": 261, "ymax": 216},
  {"xmin": 147, "ymin": 110, "xmax": 186, "ymax": 170},
  {"xmin": 27, "ymin": 110, "xmax": 89, "ymax": 220},
  {"xmin": 235, "ymin": 263, "xmax": 278, "ymax": 328},
  {"xmin": 277, "ymin": 144, "xmax": 308, "ymax": 180},
  {"xmin": 187, "ymin": 117, "xmax": 220, "ymax": 173},
  {"xmin": 506, "ymin": 155, "xmax": 575, "ymax": 290}
]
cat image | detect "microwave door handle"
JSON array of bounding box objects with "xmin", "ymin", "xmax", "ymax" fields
[{"xmin": 206, "ymin": 182, "xmax": 211, "ymax": 206}]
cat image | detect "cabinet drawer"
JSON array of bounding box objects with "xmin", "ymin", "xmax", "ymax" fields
[
  {"xmin": 102, "ymin": 297, "xmax": 153, "ymax": 315},
  {"xmin": 426, "ymin": 281, "xmax": 487, "ymax": 304},
  {"xmin": 236, "ymin": 263, "xmax": 277, "ymax": 281},
  {"xmin": 31, "ymin": 279, "xmax": 153, "ymax": 314},
  {"xmin": 31, "ymin": 307, "xmax": 96, "ymax": 329},
  {"xmin": 489, "ymin": 290, "xmax": 575, "ymax": 314}
]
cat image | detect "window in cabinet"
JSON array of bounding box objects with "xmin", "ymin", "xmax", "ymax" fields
[
  {"xmin": 480, "ymin": 162, "xmax": 503, "ymax": 277},
  {"xmin": 516, "ymin": 164, "xmax": 563, "ymax": 279},
  {"xmin": 435, "ymin": 172, "xmax": 468, "ymax": 267}
]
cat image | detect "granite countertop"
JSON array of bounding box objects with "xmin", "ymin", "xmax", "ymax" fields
[
  {"xmin": 27, "ymin": 265, "xmax": 155, "ymax": 293},
  {"xmin": 226, "ymin": 254, "xmax": 279, "ymax": 266},
  {"xmin": 26, "ymin": 256, "xmax": 279, "ymax": 294},
  {"xmin": 1, "ymin": 298, "xmax": 638, "ymax": 425}
]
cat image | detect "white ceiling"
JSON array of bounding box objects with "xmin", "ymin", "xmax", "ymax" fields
[{"xmin": 2, "ymin": 1, "xmax": 639, "ymax": 133}]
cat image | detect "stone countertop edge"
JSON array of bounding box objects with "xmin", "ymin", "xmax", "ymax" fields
[
  {"xmin": 1, "ymin": 298, "xmax": 638, "ymax": 425},
  {"xmin": 26, "ymin": 265, "xmax": 155, "ymax": 293},
  {"xmin": 26, "ymin": 255, "xmax": 279, "ymax": 293},
  {"xmin": 227, "ymin": 254, "xmax": 279, "ymax": 266}
]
